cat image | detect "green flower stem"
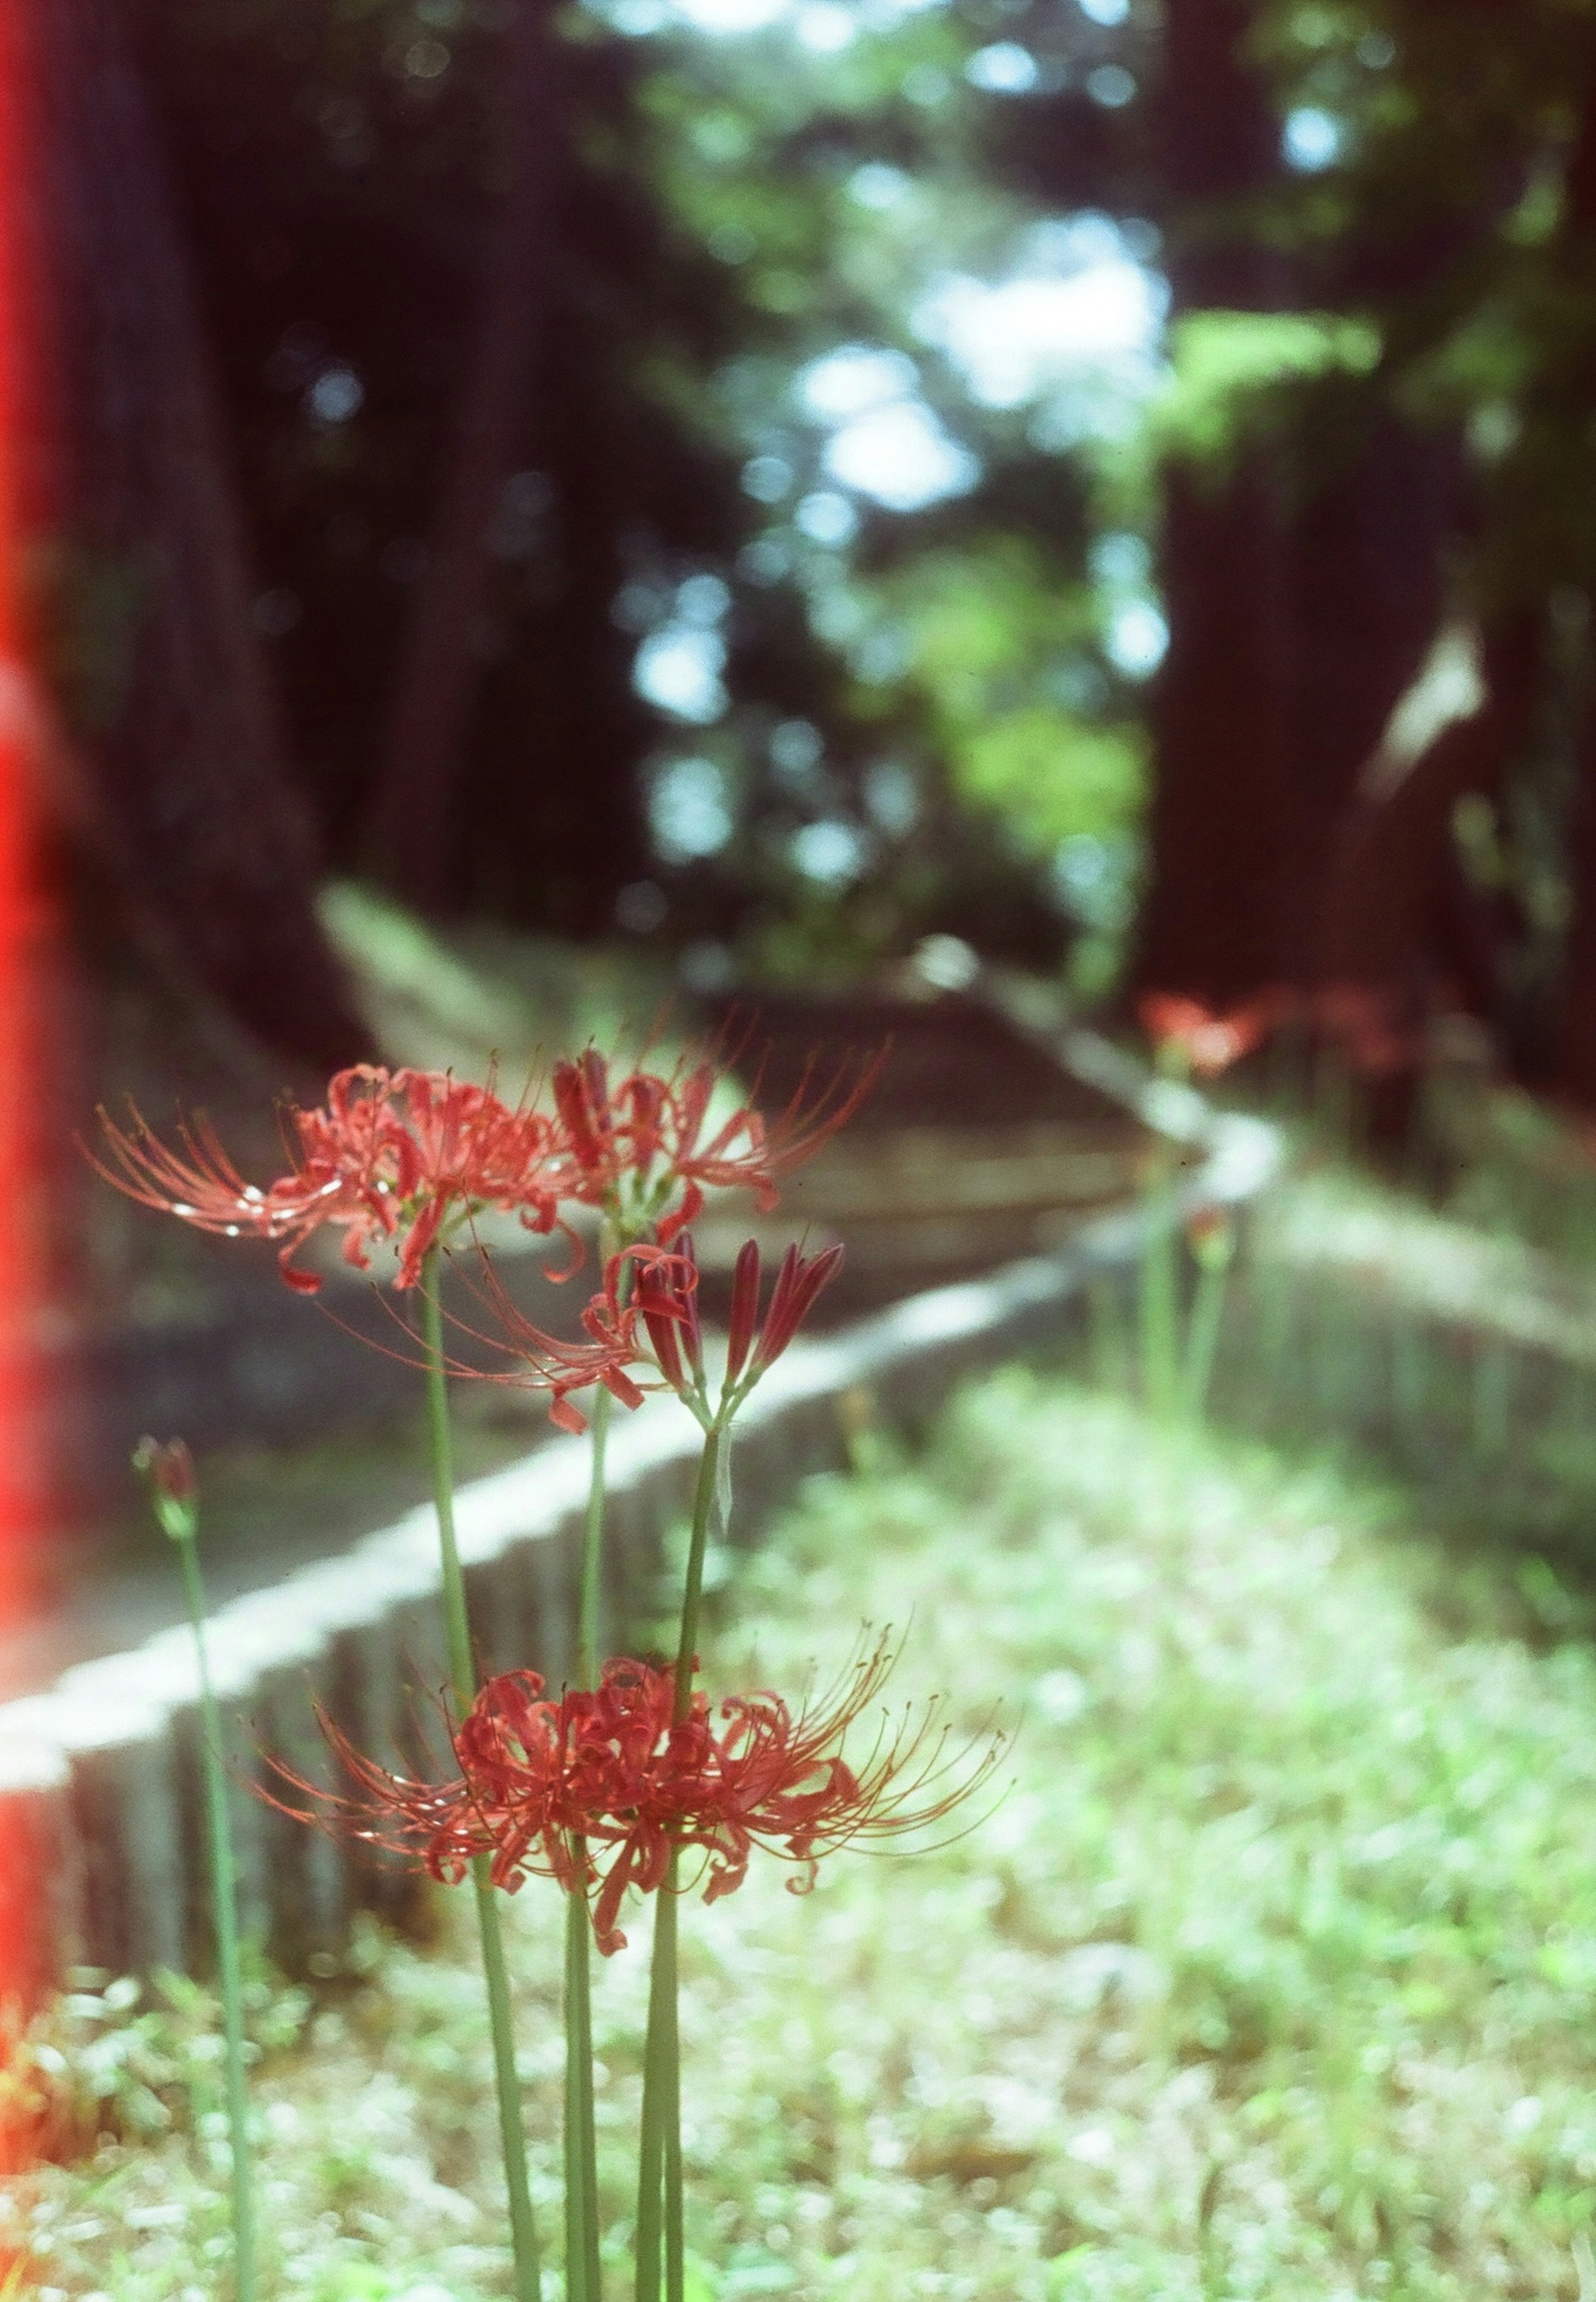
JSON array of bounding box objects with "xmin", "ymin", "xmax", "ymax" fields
[
  {"xmin": 566, "ymin": 1384, "xmax": 613, "ymax": 2302},
  {"xmin": 173, "ymin": 1533, "xmax": 256, "ymax": 2302},
  {"xmin": 1182, "ymin": 1247, "xmax": 1233, "ymax": 1426},
  {"xmin": 1138, "ymin": 1187, "xmax": 1180, "ymax": 1419},
  {"xmin": 636, "ymin": 1423, "xmax": 723, "ymax": 2302},
  {"xmin": 579, "ymin": 1386, "xmax": 613, "ymax": 1686},
  {"xmin": 633, "ymin": 1875, "xmax": 676, "ymax": 2302},
  {"xmin": 564, "ymin": 1883, "xmax": 600, "ymax": 2302},
  {"xmin": 663, "ymin": 1946, "xmax": 685, "ymax": 2302},
  {"xmin": 419, "ymin": 1255, "xmax": 543, "ymax": 2302},
  {"xmin": 671, "ymin": 1425, "xmax": 724, "ymax": 1716},
  {"xmin": 1472, "ymin": 1333, "xmax": 1511, "ymax": 1459}
]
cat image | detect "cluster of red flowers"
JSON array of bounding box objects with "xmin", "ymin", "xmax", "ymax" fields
[
  {"xmin": 95, "ymin": 1043, "xmax": 877, "ymax": 1429},
  {"xmin": 1139, "ymin": 984, "xmax": 1421, "ymax": 1081},
  {"xmin": 551, "ymin": 1045, "xmax": 876, "ymax": 1245},
  {"xmin": 1138, "ymin": 991, "xmax": 1282, "ymax": 1080},
  {"xmin": 287, "ymin": 1644, "xmax": 998, "ymax": 1954},
  {"xmin": 94, "ymin": 1064, "xmax": 566, "ymax": 1295}
]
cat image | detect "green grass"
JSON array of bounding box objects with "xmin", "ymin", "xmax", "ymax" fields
[{"xmin": 11, "ymin": 1367, "xmax": 1596, "ymax": 2298}]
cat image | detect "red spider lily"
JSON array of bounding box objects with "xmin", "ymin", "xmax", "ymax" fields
[
  {"xmin": 724, "ymin": 1237, "xmax": 845, "ymax": 1391},
  {"xmin": 466, "ymin": 1242, "xmax": 700, "ymax": 1433},
  {"xmin": 650, "ymin": 1045, "xmax": 885, "ymax": 1242},
  {"xmin": 551, "ymin": 1041, "xmax": 884, "ymax": 1245},
  {"xmin": 92, "ymin": 1066, "xmax": 566, "ymax": 1294},
  {"xmin": 91, "ymin": 1068, "xmax": 405, "ymax": 1293},
  {"xmin": 1313, "ymin": 984, "xmax": 1416, "ymax": 1078},
  {"xmin": 273, "ymin": 1642, "xmax": 1002, "ymax": 1955},
  {"xmin": 375, "ymin": 1069, "xmax": 566, "ymax": 1287},
  {"xmin": 464, "ymin": 1231, "xmax": 840, "ymax": 1427},
  {"xmin": 633, "ymin": 1235, "xmax": 705, "ymax": 1397},
  {"xmin": 1138, "ymin": 992, "xmax": 1281, "ymax": 1079}
]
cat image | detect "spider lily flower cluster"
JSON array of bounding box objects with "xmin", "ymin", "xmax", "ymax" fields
[
  {"xmin": 94, "ymin": 1064, "xmax": 567, "ymax": 1294},
  {"xmin": 1138, "ymin": 990, "xmax": 1281, "ymax": 1080},
  {"xmin": 285, "ymin": 1639, "xmax": 993, "ymax": 1958},
  {"xmin": 94, "ymin": 1043, "xmax": 878, "ymax": 1298},
  {"xmin": 94, "ymin": 1033, "xmax": 997, "ymax": 2302}
]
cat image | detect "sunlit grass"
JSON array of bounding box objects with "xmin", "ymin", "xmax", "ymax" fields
[{"xmin": 10, "ymin": 1366, "xmax": 1596, "ymax": 2297}]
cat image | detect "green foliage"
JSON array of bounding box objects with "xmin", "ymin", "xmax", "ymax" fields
[
  {"xmin": 1153, "ymin": 310, "xmax": 1382, "ymax": 466},
  {"xmin": 961, "ymin": 709, "xmax": 1143, "ymax": 856},
  {"xmin": 873, "ymin": 538, "xmax": 1145, "ymax": 868}
]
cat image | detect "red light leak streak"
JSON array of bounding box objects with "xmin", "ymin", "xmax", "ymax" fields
[
  {"xmin": 0, "ymin": 1, "xmax": 59, "ymax": 1674},
  {"xmin": 0, "ymin": 0, "xmax": 67, "ymax": 2031}
]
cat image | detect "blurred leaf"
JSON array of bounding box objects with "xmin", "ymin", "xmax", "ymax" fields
[{"xmin": 1154, "ymin": 309, "xmax": 1382, "ymax": 464}]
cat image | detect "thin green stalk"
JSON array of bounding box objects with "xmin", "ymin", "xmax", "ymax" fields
[
  {"xmin": 636, "ymin": 1426, "xmax": 723, "ymax": 2302},
  {"xmin": 1138, "ymin": 1195, "xmax": 1180, "ymax": 1419},
  {"xmin": 1182, "ymin": 1248, "xmax": 1233, "ymax": 1427},
  {"xmin": 175, "ymin": 1535, "xmax": 256, "ymax": 2302},
  {"xmin": 419, "ymin": 1255, "xmax": 543, "ymax": 2302},
  {"xmin": 564, "ymin": 1885, "xmax": 600, "ymax": 2302},
  {"xmin": 1390, "ymin": 1313, "xmax": 1426, "ymax": 1460},
  {"xmin": 566, "ymin": 1385, "xmax": 613, "ymax": 2302},
  {"xmin": 663, "ymin": 1895, "xmax": 684, "ymax": 2302},
  {"xmin": 1471, "ymin": 1333, "xmax": 1512, "ymax": 1459},
  {"xmin": 633, "ymin": 1881, "xmax": 675, "ymax": 2302},
  {"xmin": 671, "ymin": 1427, "xmax": 724, "ymax": 1712},
  {"xmin": 1087, "ymin": 1277, "xmax": 1123, "ymax": 1395},
  {"xmin": 579, "ymin": 1387, "xmax": 613, "ymax": 1685}
]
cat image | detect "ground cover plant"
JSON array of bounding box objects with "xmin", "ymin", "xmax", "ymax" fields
[{"xmin": 10, "ymin": 1365, "xmax": 1596, "ymax": 2298}]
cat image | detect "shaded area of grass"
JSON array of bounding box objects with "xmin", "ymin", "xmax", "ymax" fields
[{"xmin": 10, "ymin": 1367, "xmax": 1596, "ymax": 2297}]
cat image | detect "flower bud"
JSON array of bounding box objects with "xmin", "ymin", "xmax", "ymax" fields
[
  {"xmin": 724, "ymin": 1239, "xmax": 762, "ymax": 1386},
  {"xmin": 751, "ymin": 1242, "xmax": 844, "ymax": 1375},
  {"xmin": 133, "ymin": 1436, "xmax": 199, "ymax": 1544},
  {"xmin": 1185, "ymin": 1204, "xmax": 1235, "ymax": 1271}
]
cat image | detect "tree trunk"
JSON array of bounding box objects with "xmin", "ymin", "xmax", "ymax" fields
[
  {"xmin": 364, "ymin": 0, "xmax": 557, "ymax": 916},
  {"xmin": 1542, "ymin": 77, "xmax": 1596, "ymax": 1107},
  {"xmin": 1136, "ymin": 459, "xmax": 1297, "ymax": 1001},
  {"xmin": 24, "ymin": 0, "xmax": 367, "ymax": 1073},
  {"xmin": 1131, "ymin": 0, "xmax": 1296, "ymax": 1005},
  {"xmin": 1281, "ymin": 416, "xmax": 1453, "ymax": 979},
  {"xmin": 1555, "ymin": 696, "xmax": 1596, "ymax": 1107}
]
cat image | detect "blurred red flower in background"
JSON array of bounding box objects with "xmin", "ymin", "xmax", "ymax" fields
[{"xmin": 1138, "ymin": 991, "xmax": 1283, "ymax": 1079}]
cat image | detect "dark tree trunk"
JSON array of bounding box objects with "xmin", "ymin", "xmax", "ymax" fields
[
  {"xmin": 1136, "ymin": 461, "xmax": 1297, "ymax": 1000},
  {"xmin": 364, "ymin": 0, "xmax": 556, "ymax": 916},
  {"xmin": 1543, "ymin": 79, "xmax": 1596, "ymax": 1107},
  {"xmin": 1282, "ymin": 416, "xmax": 1454, "ymax": 980},
  {"xmin": 1134, "ymin": 2, "xmax": 1468, "ymax": 1013},
  {"xmin": 1131, "ymin": 0, "xmax": 1296, "ymax": 1005},
  {"xmin": 1556, "ymin": 698, "xmax": 1596, "ymax": 1107},
  {"xmin": 24, "ymin": 0, "xmax": 367, "ymax": 1073}
]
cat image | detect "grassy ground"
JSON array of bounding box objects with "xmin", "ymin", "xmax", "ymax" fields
[{"xmin": 10, "ymin": 1364, "xmax": 1596, "ymax": 2300}]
